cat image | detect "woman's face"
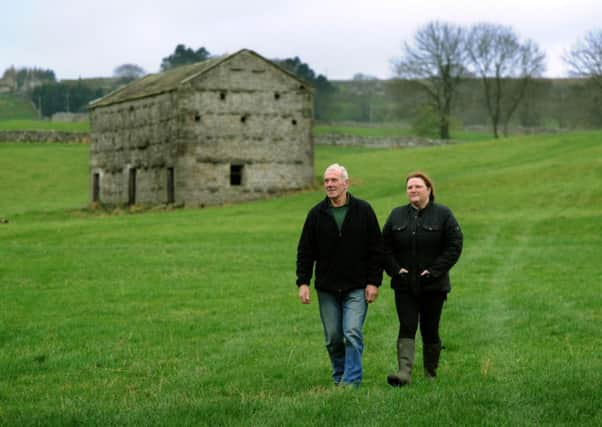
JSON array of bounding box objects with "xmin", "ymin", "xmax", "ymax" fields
[{"xmin": 406, "ymin": 177, "xmax": 431, "ymax": 208}]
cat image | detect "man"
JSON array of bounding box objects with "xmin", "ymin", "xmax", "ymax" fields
[{"xmin": 296, "ymin": 163, "xmax": 383, "ymax": 387}]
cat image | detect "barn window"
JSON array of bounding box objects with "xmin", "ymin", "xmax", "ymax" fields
[
  {"xmin": 230, "ymin": 164, "xmax": 244, "ymax": 186},
  {"xmin": 195, "ymin": 114, "xmax": 201, "ymax": 122},
  {"xmin": 274, "ymin": 92, "xmax": 280, "ymax": 100},
  {"xmin": 241, "ymin": 114, "xmax": 248, "ymax": 124},
  {"xmin": 128, "ymin": 168, "xmax": 137, "ymax": 205},
  {"xmin": 220, "ymin": 92, "xmax": 226, "ymax": 100},
  {"xmin": 92, "ymin": 173, "xmax": 100, "ymax": 202},
  {"xmin": 167, "ymin": 167, "xmax": 175, "ymax": 204},
  {"xmin": 292, "ymin": 119, "xmax": 297, "ymax": 126}
]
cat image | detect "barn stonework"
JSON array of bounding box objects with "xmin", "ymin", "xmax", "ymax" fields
[{"xmin": 88, "ymin": 49, "xmax": 314, "ymax": 207}]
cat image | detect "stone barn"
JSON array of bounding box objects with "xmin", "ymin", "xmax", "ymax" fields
[{"xmin": 88, "ymin": 49, "xmax": 314, "ymax": 207}]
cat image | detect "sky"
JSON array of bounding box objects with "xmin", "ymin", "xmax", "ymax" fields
[{"xmin": 1, "ymin": 0, "xmax": 600, "ymax": 81}]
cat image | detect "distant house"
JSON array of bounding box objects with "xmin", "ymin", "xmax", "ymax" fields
[
  {"xmin": 0, "ymin": 70, "xmax": 16, "ymax": 93},
  {"xmin": 88, "ymin": 49, "xmax": 314, "ymax": 207}
]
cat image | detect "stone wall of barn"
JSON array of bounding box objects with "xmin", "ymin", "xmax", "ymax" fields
[
  {"xmin": 89, "ymin": 92, "xmax": 179, "ymax": 205},
  {"xmin": 172, "ymin": 51, "xmax": 314, "ymax": 206}
]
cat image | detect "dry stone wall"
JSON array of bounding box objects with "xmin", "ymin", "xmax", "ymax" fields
[
  {"xmin": 314, "ymin": 134, "xmax": 452, "ymax": 148},
  {"xmin": 0, "ymin": 130, "xmax": 88, "ymax": 143}
]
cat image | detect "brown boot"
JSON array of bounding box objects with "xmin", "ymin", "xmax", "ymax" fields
[
  {"xmin": 387, "ymin": 338, "xmax": 415, "ymax": 387},
  {"xmin": 423, "ymin": 342, "xmax": 442, "ymax": 379}
]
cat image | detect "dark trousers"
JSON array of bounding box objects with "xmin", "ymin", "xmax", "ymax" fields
[{"xmin": 394, "ymin": 290, "xmax": 446, "ymax": 344}]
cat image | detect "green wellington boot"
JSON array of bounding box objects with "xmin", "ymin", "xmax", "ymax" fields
[{"xmin": 387, "ymin": 338, "xmax": 415, "ymax": 387}]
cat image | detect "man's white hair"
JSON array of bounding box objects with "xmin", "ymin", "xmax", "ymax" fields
[{"xmin": 324, "ymin": 163, "xmax": 349, "ymax": 180}]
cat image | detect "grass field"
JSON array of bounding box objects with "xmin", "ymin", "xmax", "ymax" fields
[
  {"xmin": 0, "ymin": 120, "xmax": 89, "ymax": 133},
  {"xmin": 1, "ymin": 133, "xmax": 601, "ymax": 426}
]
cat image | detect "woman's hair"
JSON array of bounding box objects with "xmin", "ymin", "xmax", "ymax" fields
[{"xmin": 406, "ymin": 171, "xmax": 435, "ymax": 202}]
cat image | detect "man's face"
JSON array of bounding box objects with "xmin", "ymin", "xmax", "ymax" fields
[{"xmin": 323, "ymin": 169, "xmax": 348, "ymax": 201}]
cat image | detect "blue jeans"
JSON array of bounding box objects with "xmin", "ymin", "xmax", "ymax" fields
[{"xmin": 317, "ymin": 288, "xmax": 368, "ymax": 385}]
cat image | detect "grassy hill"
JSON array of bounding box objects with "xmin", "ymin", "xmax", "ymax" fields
[
  {"xmin": 0, "ymin": 93, "xmax": 39, "ymax": 120},
  {"xmin": 1, "ymin": 133, "xmax": 601, "ymax": 425}
]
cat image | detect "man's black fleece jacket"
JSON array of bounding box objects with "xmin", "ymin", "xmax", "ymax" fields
[{"xmin": 296, "ymin": 194, "xmax": 383, "ymax": 292}]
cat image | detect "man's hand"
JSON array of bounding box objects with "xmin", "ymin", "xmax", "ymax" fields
[
  {"xmin": 365, "ymin": 284, "xmax": 379, "ymax": 304},
  {"xmin": 298, "ymin": 284, "xmax": 311, "ymax": 304}
]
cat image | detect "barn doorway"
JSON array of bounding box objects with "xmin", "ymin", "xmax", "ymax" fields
[
  {"xmin": 128, "ymin": 168, "xmax": 137, "ymax": 205},
  {"xmin": 167, "ymin": 167, "xmax": 175, "ymax": 204},
  {"xmin": 92, "ymin": 173, "xmax": 100, "ymax": 202}
]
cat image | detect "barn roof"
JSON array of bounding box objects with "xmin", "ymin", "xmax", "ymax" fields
[{"xmin": 89, "ymin": 49, "xmax": 309, "ymax": 109}]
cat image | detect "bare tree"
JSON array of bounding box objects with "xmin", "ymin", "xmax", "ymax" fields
[
  {"xmin": 392, "ymin": 21, "xmax": 469, "ymax": 139},
  {"xmin": 467, "ymin": 23, "xmax": 545, "ymax": 137},
  {"xmin": 563, "ymin": 29, "xmax": 602, "ymax": 90}
]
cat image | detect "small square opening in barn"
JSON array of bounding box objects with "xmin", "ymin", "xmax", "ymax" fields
[
  {"xmin": 92, "ymin": 173, "xmax": 100, "ymax": 202},
  {"xmin": 230, "ymin": 164, "xmax": 244, "ymax": 186},
  {"xmin": 128, "ymin": 168, "xmax": 137, "ymax": 205},
  {"xmin": 167, "ymin": 167, "xmax": 175, "ymax": 204}
]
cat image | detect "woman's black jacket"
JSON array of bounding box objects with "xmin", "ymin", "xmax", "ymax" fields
[
  {"xmin": 382, "ymin": 202, "xmax": 463, "ymax": 294},
  {"xmin": 296, "ymin": 194, "xmax": 383, "ymax": 292}
]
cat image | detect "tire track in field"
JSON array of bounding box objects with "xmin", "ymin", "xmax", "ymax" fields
[{"xmin": 470, "ymin": 218, "xmax": 537, "ymax": 380}]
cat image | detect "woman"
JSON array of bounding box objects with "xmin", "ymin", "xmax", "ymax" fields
[{"xmin": 382, "ymin": 171, "xmax": 463, "ymax": 386}]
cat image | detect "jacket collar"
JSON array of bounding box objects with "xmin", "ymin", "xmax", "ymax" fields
[
  {"xmin": 407, "ymin": 201, "xmax": 433, "ymax": 215},
  {"xmin": 320, "ymin": 193, "xmax": 356, "ymax": 211}
]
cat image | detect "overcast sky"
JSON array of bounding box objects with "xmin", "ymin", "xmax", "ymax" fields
[{"xmin": 1, "ymin": 0, "xmax": 600, "ymax": 81}]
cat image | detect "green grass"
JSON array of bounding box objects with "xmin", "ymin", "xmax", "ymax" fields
[
  {"xmin": 0, "ymin": 94, "xmax": 39, "ymax": 120},
  {"xmin": 1, "ymin": 132, "xmax": 601, "ymax": 425},
  {"xmin": 0, "ymin": 119, "xmax": 89, "ymax": 132}
]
